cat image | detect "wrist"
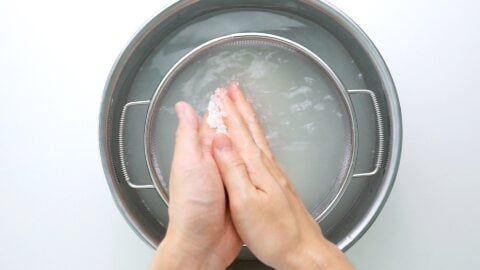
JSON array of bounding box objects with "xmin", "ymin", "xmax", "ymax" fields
[
  {"xmin": 150, "ymin": 231, "xmax": 226, "ymax": 270},
  {"xmin": 279, "ymin": 236, "xmax": 351, "ymax": 270}
]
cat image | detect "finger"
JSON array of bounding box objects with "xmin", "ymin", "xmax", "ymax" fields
[
  {"xmin": 221, "ymin": 93, "xmax": 278, "ymax": 189},
  {"xmin": 261, "ymin": 156, "xmax": 296, "ymax": 192},
  {"xmin": 212, "ymin": 134, "xmax": 255, "ymax": 203},
  {"xmin": 259, "ymin": 152, "xmax": 302, "ymax": 203},
  {"xmin": 220, "ymin": 91, "xmax": 258, "ymax": 158},
  {"xmin": 223, "ymin": 83, "xmax": 293, "ymax": 191},
  {"xmin": 260, "ymin": 155, "xmax": 311, "ymax": 222},
  {"xmin": 172, "ymin": 101, "xmax": 202, "ymax": 164},
  {"xmin": 198, "ymin": 111, "xmax": 216, "ymax": 156},
  {"xmin": 224, "ymin": 83, "xmax": 298, "ymax": 194},
  {"xmin": 227, "ymin": 81, "xmax": 273, "ymax": 158}
]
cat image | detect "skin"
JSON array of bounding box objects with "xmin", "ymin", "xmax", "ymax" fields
[
  {"xmin": 150, "ymin": 98, "xmax": 241, "ymax": 270},
  {"xmin": 150, "ymin": 82, "xmax": 354, "ymax": 270}
]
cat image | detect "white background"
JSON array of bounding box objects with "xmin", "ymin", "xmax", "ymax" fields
[{"xmin": 1, "ymin": 0, "xmax": 479, "ymax": 269}]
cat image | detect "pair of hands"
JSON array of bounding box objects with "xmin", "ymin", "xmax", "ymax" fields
[{"xmin": 150, "ymin": 82, "xmax": 353, "ymax": 269}]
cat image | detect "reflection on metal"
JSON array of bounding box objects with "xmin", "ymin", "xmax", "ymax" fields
[
  {"xmin": 348, "ymin": 90, "xmax": 384, "ymax": 178},
  {"xmin": 118, "ymin": 100, "xmax": 155, "ymax": 189}
]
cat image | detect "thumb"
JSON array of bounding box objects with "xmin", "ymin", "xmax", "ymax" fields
[
  {"xmin": 172, "ymin": 101, "xmax": 201, "ymax": 164},
  {"xmin": 212, "ymin": 134, "xmax": 253, "ymax": 203}
]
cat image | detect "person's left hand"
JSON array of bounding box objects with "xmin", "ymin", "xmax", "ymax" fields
[{"xmin": 150, "ymin": 100, "xmax": 242, "ymax": 270}]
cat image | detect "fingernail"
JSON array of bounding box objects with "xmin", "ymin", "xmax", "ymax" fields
[
  {"xmin": 214, "ymin": 134, "xmax": 232, "ymax": 152},
  {"xmin": 227, "ymin": 82, "xmax": 242, "ymax": 102},
  {"xmin": 175, "ymin": 102, "xmax": 186, "ymax": 118},
  {"xmin": 228, "ymin": 81, "xmax": 240, "ymax": 94},
  {"xmin": 217, "ymin": 87, "xmax": 227, "ymax": 98},
  {"xmin": 176, "ymin": 102, "xmax": 197, "ymax": 127}
]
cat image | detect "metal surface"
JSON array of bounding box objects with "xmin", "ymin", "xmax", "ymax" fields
[
  {"xmin": 348, "ymin": 90, "xmax": 384, "ymax": 178},
  {"xmin": 119, "ymin": 100, "xmax": 155, "ymax": 189},
  {"xmin": 99, "ymin": 0, "xmax": 402, "ymax": 260}
]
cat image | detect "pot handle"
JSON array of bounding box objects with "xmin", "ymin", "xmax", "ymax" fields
[
  {"xmin": 348, "ymin": 90, "xmax": 384, "ymax": 178},
  {"xmin": 118, "ymin": 100, "xmax": 155, "ymax": 189}
]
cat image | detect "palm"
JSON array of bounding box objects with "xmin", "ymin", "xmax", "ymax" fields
[
  {"xmin": 166, "ymin": 101, "xmax": 241, "ymax": 267},
  {"xmin": 203, "ymin": 156, "xmax": 242, "ymax": 263},
  {"xmin": 168, "ymin": 152, "xmax": 241, "ymax": 265}
]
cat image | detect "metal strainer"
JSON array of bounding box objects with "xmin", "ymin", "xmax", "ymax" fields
[{"xmin": 118, "ymin": 33, "xmax": 384, "ymax": 222}]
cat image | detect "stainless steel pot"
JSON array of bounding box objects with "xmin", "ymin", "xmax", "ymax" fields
[{"xmin": 99, "ymin": 0, "xmax": 402, "ymax": 266}]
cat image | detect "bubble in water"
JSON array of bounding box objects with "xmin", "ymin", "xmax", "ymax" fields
[{"xmin": 314, "ymin": 103, "xmax": 325, "ymax": 111}]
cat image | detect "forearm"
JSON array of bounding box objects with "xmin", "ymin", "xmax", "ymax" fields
[
  {"xmin": 280, "ymin": 239, "xmax": 354, "ymax": 270},
  {"xmin": 150, "ymin": 243, "xmax": 198, "ymax": 270},
  {"xmin": 150, "ymin": 233, "xmax": 226, "ymax": 270}
]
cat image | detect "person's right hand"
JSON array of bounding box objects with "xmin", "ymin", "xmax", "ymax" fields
[{"xmin": 212, "ymin": 82, "xmax": 354, "ymax": 269}]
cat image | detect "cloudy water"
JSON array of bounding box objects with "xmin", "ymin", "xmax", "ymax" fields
[{"xmin": 150, "ymin": 41, "xmax": 351, "ymax": 213}]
